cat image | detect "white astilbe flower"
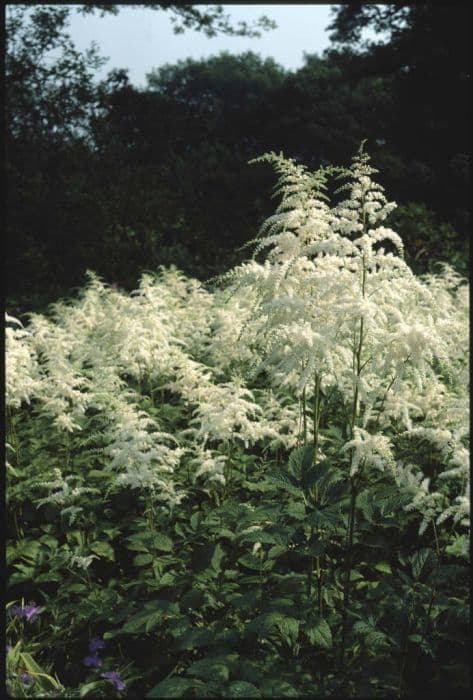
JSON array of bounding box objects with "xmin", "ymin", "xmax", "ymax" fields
[
  {"xmin": 395, "ymin": 463, "xmax": 444, "ymax": 535},
  {"xmin": 62, "ymin": 553, "xmax": 98, "ymax": 570},
  {"xmin": 5, "ymin": 149, "xmax": 468, "ymax": 554},
  {"xmin": 253, "ymin": 390, "xmax": 302, "ymax": 449},
  {"xmin": 35, "ymin": 469, "xmax": 99, "ymax": 518},
  {"xmin": 191, "ymin": 447, "xmax": 227, "ymax": 486},
  {"xmin": 28, "ymin": 314, "xmax": 90, "ymax": 431},
  {"xmin": 437, "ymin": 483, "xmax": 470, "ymax": 528},
  {"xmin": 5, "ymin": 315, "xmax": 41, "ymax": 408},
  {"xmin": 188, "ymin": 382, "xmax": 263, "ymax": 447},
  {"xmin": 342, "ymin": 427, "xmax": 395, "ymax": 477},
  {"xmin": 446, "ymin": 534, "xmax": 470, "ymax": 560},
  {"xmin": 168, "ymin": 352, "xmax": 278, "ymax": 448},
  {"xmin": 208, "ymin": 290, "xmax": 256, "ymax": 372},
  {"xmin": 104, "ymin": 396, "xmax": 184, "ymax": 506}
]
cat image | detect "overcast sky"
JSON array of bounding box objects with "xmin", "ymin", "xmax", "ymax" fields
[{"xmin": 65, "ymin": 4, "xmax": 336, "ymax": 87}]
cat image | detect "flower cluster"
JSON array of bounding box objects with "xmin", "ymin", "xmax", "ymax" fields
[
  {"xmin": 9, "ymin": 602, "xmax": 43, "ymax": 623},
  {"xmin": 5, "ymin": 149, "xmax": 469, "ymax": 555},
  {"xmin": 82, "ymin": 638, "xmax": 126, "ymax": 691}
]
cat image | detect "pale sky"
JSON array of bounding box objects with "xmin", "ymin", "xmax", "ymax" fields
[{"xmin": 65, "ymin": 4, "xmax": 336, "ymax": 87}]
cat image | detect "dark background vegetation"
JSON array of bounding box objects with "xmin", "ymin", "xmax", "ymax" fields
[{"xmin": 5, "ymin": 3, "xmax": 470, "ymax": 315}]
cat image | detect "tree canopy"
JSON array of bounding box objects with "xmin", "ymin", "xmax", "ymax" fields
[{"xmin": 5, "ymin": 4, "xmax": 469, "ymax": 314}]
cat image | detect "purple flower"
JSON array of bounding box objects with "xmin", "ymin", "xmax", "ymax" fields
[
  {"xmin": 9, "ymin": 602, "xmax": 43, "ymax": 623},
  {"xmin": 21, "ymin": 672, "xmax": 34, "ymax": 685},
  {"xmin": 9, "ymin": 605, "xmax": 23, "ymax": 619},
  {"xmin": 6, "ymin": 644, "xmax": 12, "ymax": 655},
  {"xmin": 88, "ymin": 638, "xmax": 106, "ymax": 653},
  {"xmin": 22, "ymin": 604, "xmax": 43, "ymax": 623},
  {"xmin": 101, "ymin": 671, "xmax": 126, "ymax": 691},
  {"xmin": 83, "ymin": 654, "xmax": 103, "ymax": 668}
]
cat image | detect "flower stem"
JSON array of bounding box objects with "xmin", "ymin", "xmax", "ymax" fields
[{"xmin": 340, "ymin": 477, "xmax": 357, "ymax": 668}]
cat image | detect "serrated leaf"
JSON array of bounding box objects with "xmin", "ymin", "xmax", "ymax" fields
[
  {"xmin": 266, "ymin": 473, "xmax": 301, "ymax": 496},
  {"xmin": 374, "ymin": 562, "xmax": 392, "ymax": 574},
  {"xmin": 173, "ymin": 627, "xmax": 213, "ymax": 651},
  {"xmin": 90, "ymin": 541, "xmax": 115, "ymax": 561},
  {"xmin": 365, "ymin": 631, "xmax": 388, "ymax": 649},
  {"xmin": 147, "ymin": 677, "xmax": 197, "ymax": 698},
  {"xmin": 288, "ymin": 444, "xmax": 314, "ymax": 480},
  {"xmin": 308, "ymin": 505, "xmax": 340, "ymax": 528},
  {"xmin": 154, "ymin": 533, "xmax": 173, "ymax": 552},
  {"xmin": 278, "ymin": 616, "xmax": 299, "ymax": 646},
  {"xmin": 187, "ymin": 655, "xmax": 234, "ymax": 682},
  {"xmin": 120, "ymin": 610, "xmax": 152, "ymax": 634},
  {"xmin": 259, "ymin": 679, "xmax": 299, "ymax": 697},
  {"xmin": 411, "ymin": 548, "xmax": 435, "ymax": 581},
  {"xmin": 190, "ymin": 512, "xmax": 201, "ymax": 531},
  {"xmin": 210, "ymin": 542, "xmax": 225, "ymax": 571},
  {"xmin": 285, "ymin": 502, "xmax": 306, "ymax": 520},
  {"xmin": 88, "ymin": 470, "xmax": 110, "ymax": 480},
  {"xmin": 133, "ymin": 553, "xmax": 153, "ymax": 567},
  {"xmin": 224, "ymin": 681, "xmax": 260, "ymax": 697},
  {"xmin": 79, "ymin": 681, "xmax": 103, "ymax": 697},
  {"xmin": 304, "ymin": 617, "xmax": 332, "ymax": 649}
]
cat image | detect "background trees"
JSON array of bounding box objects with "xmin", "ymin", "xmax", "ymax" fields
[{"xmin": 5, "ymin": 3, "xmax": 469, "ymax": 314}]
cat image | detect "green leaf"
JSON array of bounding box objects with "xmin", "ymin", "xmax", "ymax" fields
[
  {"xmin": 190, "ymin": 512, "xmax": 201, "ymax": 530},
  {"xmin": 173, "ymin": 627, "xmax": 214, "ymax": 651},
  {"xmin": 246, "ymin": 612, "xmax": 299, "ymax": 646},
  {"xmin": 120, "ymin": 610, "xmax": 153, "ymax": 634},
  {"xmin": 224, "ymin": 681, "xmax": 260, "ymax": 697},
  {"xmin": 266, "ymin": 473, "xmax": 301, "ymax": 496},
  {"xmin": 211, "ymin": 543, "xmax": 225, "ymax": 572},
  {"xmin": 154, "ymin": 533, "xmax": 173, "ymax": 552},
  {"xmin": 304, "ymin": 617, "xmax": 332, "ymax": 649},
  {"xmin": 259, "ymin": 679, "xmax": 299, "ymax": 697},
  {"xmin": 88, "ymin": 469, "xmax": 110, "ymax": 480},
  {"xmin": 374, "ymin": 562, "xmax": 392, "ymax": 575},
  {"xmin": 288, "ymin": 444, "xmax": 314, "ymax": 481},
  {"xmin": 278, "ymin": 616, "xmax": 299, "ymax": 646},
  {"xmin": 79, "ymin": 681, "xmax": 103, "ymax": 697},
  {"xmin": 187, "ymin": 655, "xmax": 234, "ymax": 683},
  {"xmin": 302, "ymin": 460, "xmax": 331, "ymax": 492},
  {"xmin": 90, "ymin": 541, "xmax": 115, "ymax": 561},
  {"xmin": 147, "ymin": 677, "xmax": 198, "ymax": 698},
  {"xmin": 411, "ymin": 548, "xmax": 434, "ymax": 581},
  {"xmin": 308, "ymin": 505, "xmax": 340, "ymax": 528},
  {"xmin": 133, "ymin": 553, "xmax": 154, "ymax": 567},
  {"xmin": 285, "ymin": 502, "xmax": 306, "ymax": 520}
]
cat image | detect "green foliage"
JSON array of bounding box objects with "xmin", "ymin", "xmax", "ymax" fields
[{"xmin": 6, "ymin": 135, "xmax": 469, "ymax": 700}]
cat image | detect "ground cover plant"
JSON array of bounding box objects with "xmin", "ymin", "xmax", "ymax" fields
[{"xmin": 6, "ymin": 148, "xmax": 470, "ymax": 697}]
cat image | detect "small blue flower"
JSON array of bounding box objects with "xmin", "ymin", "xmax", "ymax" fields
[
  {"xmin": 9, "ymin": 602, "xmax": 43, "ymax": 623},
  {"xmin": 101, "ymin": 671, "xmax": 126, "ymax": 691},
  {"xmin": 88, "ymin": 638, "xmax": 106, "ymax": 653},
  {"xmin": 22, "ymin": 603, "xmax": 43, "ymax": 623},
  {"xmin": 21, "ymin": 672, "xmax": 34, "ymax": 685},
  {"xmin": 83, "ymin": 654, "xmax": 103, "ymax": 668}
]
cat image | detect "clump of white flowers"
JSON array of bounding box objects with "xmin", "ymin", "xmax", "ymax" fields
[
  {"xmin": 223, "ymin": 145, "xmax": 469, "ymax": 539},
  {"xmin": 5, "ymin": 314, "xmax": 41, "ymax": 409},
  {"xmin": 5, "ymin": 146, "xmax": 468, "ymax": 549}
]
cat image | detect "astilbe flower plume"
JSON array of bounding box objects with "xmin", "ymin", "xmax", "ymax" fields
[
  {"xmin": 223, "ymin": 146, "xmax": 469, "ymax": 539},
  {"xmin": 5, "ymin": 147, "xmax": 469, "ymax": 551}
]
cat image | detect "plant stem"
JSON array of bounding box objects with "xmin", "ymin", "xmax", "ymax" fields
[
  {"xmin": 398, "ymin": 611, "xmax": 412, "ymax": 697},
  {"xmin": 302, "ymin": 387, "xmax": 307, "ymax": 443},
  {"xmin": 340, "ymin": 476, "xmax": 357, "ymax": 669}
]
